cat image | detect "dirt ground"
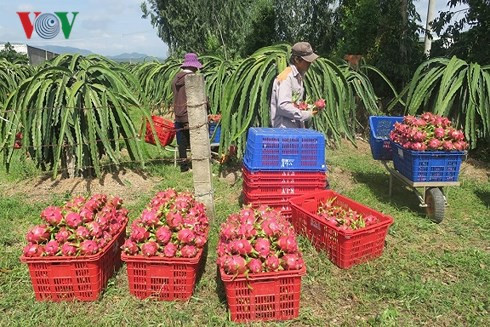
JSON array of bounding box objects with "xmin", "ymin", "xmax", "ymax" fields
[
  {"xmin": 2, "ymin": 139, "xmax": 488, "ymax": 203},
  {"xmin": 2, "ymin": 169, "xmax": 161, "ymax": 204}
]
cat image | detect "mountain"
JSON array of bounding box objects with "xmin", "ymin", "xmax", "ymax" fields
[
  {"xmin": 108, "ymin": 52, "xmax": 163, "ymax": 62},
  {"xmin": 36, "ymin": 45, "xmax": 94, "ymax": 56},
  {"xmin": 27, "ymin": 45, "xmax": 163, "ymax": 62}
]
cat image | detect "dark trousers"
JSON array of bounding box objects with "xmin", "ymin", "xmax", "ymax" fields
[{"xmin": 175, "ymin": 121, "xmax": 191, "ymax": 171}]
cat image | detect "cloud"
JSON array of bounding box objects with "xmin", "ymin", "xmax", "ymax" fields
[
  {"xmin": 80, "ymin": 17, "xmax": 112, "ymax": 31},
  {"xmin": 17, "ymin": 4, "xmax": 34, "ymax": 12}
]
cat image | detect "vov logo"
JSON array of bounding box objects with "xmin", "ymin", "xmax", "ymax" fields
[{"xmin": 17, "ymin": 12, "xmax": 79, "ymax": 39}]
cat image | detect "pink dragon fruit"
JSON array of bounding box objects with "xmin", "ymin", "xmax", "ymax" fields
[
  {"xmin": 61, "ymin": 243, "xmax": 77, "ymax": 256},
  {"xmin": 141, "ymin": 241, "xmax": 159, "ymax": 257},
  {"xmin": 55, "ymin": 228, "xmax": 71, "ymax": 243},
  {"xmin": 428, "ymin": 138, "xmax": 442, "ymax": 150},
  {"xmin": 194, "ymin": 235, "xmax": 207, "ymax": 248},
  {"xmin": 224, "ymin": 255, "xmax": 247, "ymax": 274},
  {"xmin": 87, "ymin": 221, "xmax": 103, "ymax": 238},
  {"xmin": 278, "ymin": 235, "xmax": 298, "ymax": 253},
  {"xmin": 40, "ymin": 206, "xmax": 63, "ymax": 226},
  {"xmin": 261, "ymin": 218, "xmax": 282, "ymax": 237},
  {"xmin": 163, "ymin": 243, "xmax": 177, "ymax": 257},
  {"xmin": 177, "ymin": 228, "xmax": 195, "ymax": 244},
  {"xmin": 220, "ymin": 223, "xmax": 237, "ymax": 241},
  {"xmin": 130, "ymin": 226, "xmax": 150, "ymax": 243},
  {"xmin": 238, "ymin": 223, "xmax": 257, "ymax": 239},
  {"xmin": 121, "ymin": 239, "xmax": 139, "ymax": 255},
  {"xmin": 230, "ymin": 239, "xmax": 253, "ymax": 256},
  {"xmin": 434, "ymin": 127, "xmax": 445, "ymax": 139},
  {"xmin": 239, "ymin": 208, "xmax": 255, "ymax": 225},
  {"xmin": 80, "ymin": 240, "xmax": 99, "ymax": 255},
  {"xmin": 166, "ymin": 211, "xmax": 183, "ymax": 229},
  {"xmin": 247, "ymin": 258, "xmax": 263, "ymax": 273},
  {"xmin": 181, "ymin": 245, "xmax": 198, "ymax": 258},
  {"xmin": 413, "ymin": 131, "xmax": 426, "ymax": 142},
  {"xmin": 281, "ymin": 254, "xmax": 304, "ymax": 270},
  {"xmin": 254, "ymin": 238, "xmax": 271, "ymax": 258},
  {"xmin": 156, "ymin": 226, "xmax": 172, "ymax": 245},
  {"xmin": 26, "ymin": 225, "xmax": 50, "ymax": 243},
  {"xmin": 411, "ymin": 142, "xmax": 427, "ymax": 151},
  {"xmin": 23, "ymin": 243, "xmax": 45, "ymax": 257},
  {"xmin": 442, "ymin": 141, "xmax": 454, "ymax": 151},
  {"xmin": 74, "ymin": 226, "xmax": 89, "ymax": 240},
  {"xmin": 79, "ymin": 208, "xmax": 95, "ymax": 223},
  {"xmin": 45, "ymin": 240, "xmax": 60, "ymax": 256},
  {"xmin": 110, "ymin": 196, "xmax": 123, "ymax": 209},
  {"xmin": 265, "ymin": 255, "xmax": 280, "ymax": 271},
  {"xmin": 141, "ymin": 209, "xmax": 160, "ymax": 227},
  {"xmin": 65, "ymin": 212, "xmax": 82, "ymax": 228}
]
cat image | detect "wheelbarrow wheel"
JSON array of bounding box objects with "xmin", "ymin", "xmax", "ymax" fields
[{"xmin": 425, "ymin": 187, "xmax": 445, "ymax": 223}]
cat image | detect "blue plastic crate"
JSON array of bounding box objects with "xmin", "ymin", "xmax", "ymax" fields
[
  {"xmin": 369, "ymin": 116, "xmax": 403, "ymax": 160},
  {"xmin": 243, "ymin": 128, "xmax": 326, "ymax": 171},
  {"xmin": 391, "ymin": 142, "xmax": 466, "ymax": 182},
  {"xmin": 209, "ymin": 122, "xmax": 221, "ymax": 143}
]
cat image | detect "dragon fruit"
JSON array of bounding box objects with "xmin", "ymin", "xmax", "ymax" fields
[
  {"xmin": 22, "ymin": 195, "xmax": 128, "ymax": 258},
  {"xmin": 265, "ymin": 255, "xmax": 280, "ymax": 271},
  {"xmin": 65, "ymin": 212, "xmax": 82, "ymax": 229},
  {"xmin": 141, "ymin": 242, "xmax": 159, "ymax": 257},
  {"xmin": 23, "ymin": 243, "xmax": 45, "ymax": 257},
  {"xmin": 180, "ymin": 245, "xmax": 198, "ymax": 258},
  {"xmin": 391, "ymin": 112, "xmax": 467, "ymax": 152},
  {"xmin": 281, "ymin": 253, "xmax": 304, "ymax": 270},
  {"xmin": 122, "ymin": 189, "xmax": 209, "ymax": 258},
  {"xmin": 80, "ymin": 240, "xmax": 99, "ymax": 255},
  {"xmin": 122, "ymin": 239, "xmax": 139, "ymax": 255},
  {"xmin": 177, "ymin": 228, "xmax": 195, "ymax": 244},
  {"xmin": 163, "ymin": 243, "xmax": 178, "ymax": 257},
  {"xmin": 40, "ymin": 206, "xmax": 63, "ymax": 226},
  {"xmin": 217, "ymin": 206, "xmax": 304, "ymax": 275},
  {"xmin": 45, "ymin": 240, "xmax": 60, "ymax": 256},
  {"xmin": 156, "ymin": 226, "xmax": 172, "ymax": 245},
  {"xmin": 224, "ymin": 255, "xmax": 247, "ymax": 274},
  {"xmin": 26, "ymin": 225, "xmax": 50, "ymax": 243}
]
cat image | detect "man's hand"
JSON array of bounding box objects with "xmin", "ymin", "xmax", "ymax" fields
[{"xmin": 312, "ymin": 109, "xmax": 319, "ymax": 116}]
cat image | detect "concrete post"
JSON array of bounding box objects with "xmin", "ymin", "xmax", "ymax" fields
[{"xmin": 185, "ymin": 74, "xmax": 215, "ymax": 221}]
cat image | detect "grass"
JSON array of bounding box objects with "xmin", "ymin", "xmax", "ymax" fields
[{"xmin": 0, "ymin": 142, "xmax": 488, "ymax": 326}]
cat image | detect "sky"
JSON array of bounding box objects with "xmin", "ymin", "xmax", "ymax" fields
[{"xmin": 0, "ymin": 1, "xmax": 467, "ymax": 57}]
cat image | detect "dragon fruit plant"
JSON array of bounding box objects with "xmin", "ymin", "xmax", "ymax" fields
[
  {"xmin": 22, "ymin": 194, "xmax": 128, "ymax": 257},
  {"xmin": 121, "ymin": 189, "xmax": 209, "ymax": 258},
  {"xmin": 317, "ymin": 197, "xmax": 379, "ymax": 231},
  {"xmin": 389, "ymin": 112, "xmax": 468, "ymax": 151},
  {"xmin": 217, "ymin": 206, "xmax": 304, "ymax": 276}
]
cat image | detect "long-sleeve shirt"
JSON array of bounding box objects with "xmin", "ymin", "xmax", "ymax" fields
[
  {"xmin": 172, "ymin": 70, "xmax": 193, "ymax": 123},
  {"xmin": 270, "ymin": 65, "xmax": 312, "ymax": 128}
]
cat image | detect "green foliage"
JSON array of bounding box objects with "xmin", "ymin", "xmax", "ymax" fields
[
  {"xmin": 0, "ymin": 43, "xmax": 28, "ymax": 64},
  {"xmin": 335, "ymin": 0, "xmax": 425, "ymax": 92},
  {"xmin": 0, "ymin": 59, "xmax": 33, "ymax": 108},
  {"xmin": 0, "ymin": 55, "xmax": 151, "ymax": 178},
  {"xmin": 389, "ymin": 56, "xmax": 490, "ymax": 148},
  {"xmin": 431, "ymin": 0, "xmax": 490, "ymax": 65},
  {"xmin": 274, "ymin": 0, "xmax": 337, "ymax": 55},
  {"xmin": 141, "ymin": 0, "xmax": 256, "ymax": 57}
]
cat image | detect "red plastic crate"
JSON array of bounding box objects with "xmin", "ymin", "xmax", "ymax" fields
[
  {"xmin": 243, "ymin": 179, "xmax": 326, "ymax": 197},
  {"xmin": 122, "ymin": 249, "xmax": 205, "ymax": 301},
  {"xmin": 20, "ymin": 224, "xmax": 126, "ymax": 301},
  {"xmin": 289, "ymin": 190, "xmax": 393, "ymax": 269},
  {"xmin": 220, "ymin": 266, "xmax": 306, "ymax": 322},
  {"xmin": 242, "ymin": 166, "xmax": 327, "ymax": 185},
  {"xmin": 145, "ymin": 115, "xmax": 176, "ymax": 146}
]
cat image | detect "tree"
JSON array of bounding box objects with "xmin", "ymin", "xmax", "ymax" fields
[
  {"xmin": 141, "ymin": 0, "xmax": 256, "ymax": 58},
  {"xmin": 0, "ymin": 43, "xmax": 28, "ymax": 64},
  {"xmin": 431, "ymin": 0, "xmax": 490, "ymax": 64},
  {"xmin": 335, "ymin": 0, "xmax": 424, "ymax": 93}
]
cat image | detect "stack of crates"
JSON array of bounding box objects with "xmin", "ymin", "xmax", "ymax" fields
[{"xmin": 242, "ymin": 128, "xmax": 327, "ymax": 220}]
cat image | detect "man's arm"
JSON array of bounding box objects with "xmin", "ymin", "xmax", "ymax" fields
[{"xmin": 276, "ymin": 78, "xmax": 312, "ymax": 122}]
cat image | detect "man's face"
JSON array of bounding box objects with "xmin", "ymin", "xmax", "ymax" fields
[{"xmin": 296, "ymin": 58, "xmax": 311, "ymax": 75}]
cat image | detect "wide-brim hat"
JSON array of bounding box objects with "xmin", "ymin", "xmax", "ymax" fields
[
  {"xmin": 291, "ymin": 42, "xmax": 319, "ymax": 62},
  {"xmin": 181, "ymin": 53, "xmax": 203, "ymax": 69}
]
